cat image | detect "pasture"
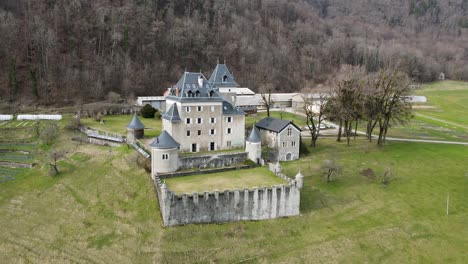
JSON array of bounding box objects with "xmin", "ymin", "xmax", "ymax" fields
[
  {"xmin": 81, "ymin": 115, "xmax": 162, "ymax": 138},
  {"xmin": 0, "ymin": 81, "xmax": 467, "ymax": 262}
]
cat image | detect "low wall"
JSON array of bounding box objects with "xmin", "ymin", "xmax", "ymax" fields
[
  {"xmin": 154, "ymin": 167, "xmax": 302, "ymax": 226},
  {"xmin": 178, "ymin": 152, "xmax": 248, "ymax": 170}
]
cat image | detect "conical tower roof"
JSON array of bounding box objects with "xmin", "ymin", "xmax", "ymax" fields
[
  {"xmin": 149, "ymin": 130, "xmax": 180, "ymax": 149},
  {"xmin": 247, "ymin": 127, "xmax": 261, "ymax": 143},
  {"xmin": 127, "ymin": 113, "xmax": 145, "ymax": 130}
]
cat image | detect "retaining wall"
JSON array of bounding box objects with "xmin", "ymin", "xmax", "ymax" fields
[{"xmin": 178, "ymin": 152, "xmax": 248, "ymax": 170}]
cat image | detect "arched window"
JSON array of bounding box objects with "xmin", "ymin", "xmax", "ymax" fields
[
  {"xmin": 209, "ymin": 90, "xmax": 214, "ymax": 97},
  {"xmin": 222, "ymin": 75, "xmax": 228, "ymax": 82},
  {"xmin": 187, "ymin": 90, "xmax": 193, "ymax": 97},
  {"xmin": 195, "ymin": 91, "xmax": 200, "ymax": 97}
]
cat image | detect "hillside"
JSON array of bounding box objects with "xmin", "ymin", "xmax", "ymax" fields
[{"xmin": 0, "ymin": 0, "xmax": 467, "ymax": 105}]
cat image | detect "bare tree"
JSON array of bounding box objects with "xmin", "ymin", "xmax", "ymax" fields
[
  {"xmin": 302, "ymin": 87, "xmax": 329, "ymax": 147},
  {"xmin": 371, "ymin": 69, "xmax": 413, "ymax": 146},
  {"xmin": 259, "ymin": 83, "xmax": 274, "ymax": 117},
  {"xmin": 321, "ymin": 158, "xmax": 342, "ymax": 182},
  {"xmin": 49, "ymin": 148, "xmax": 65, "ymax": 176}
]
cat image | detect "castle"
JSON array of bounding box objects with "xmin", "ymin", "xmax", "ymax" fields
[{"xmin": 149, "ymin": 63, "xmax": 300, "ymax": 175}]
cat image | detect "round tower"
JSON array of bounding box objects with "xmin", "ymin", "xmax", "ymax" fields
[
  {"xmin": 150, "ymin": 130, "xmax": 180, "ymax": 175},
  {"xmin": 127, "ymin": 113, "xmax": 145, "ymax": 143},
  {"xmin": 246, "ymin": 127, "xmax": 262, "ymax": 164}
]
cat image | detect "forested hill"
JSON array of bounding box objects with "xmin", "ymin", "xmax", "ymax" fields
[{"xmin": 1, "ymin": 0, "xmax": 467, "ymax": 105}]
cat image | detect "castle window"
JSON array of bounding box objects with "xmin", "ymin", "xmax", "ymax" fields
[
  {"xmin": 291, "ymin": 141, "xmax": 296, "ymax": 147},
  {"xmin": 209, "ymin": 142, "xmax": 215, "ymax": 151},
  {"xmin": 185, "ymin": 106, "xmax": 191, "ymax": 112},
  {"xmin": 197, "ymin": 106, "xmax": 203, "ymax": 112},
  {"xmin": 227, "ymin": 141, "xmax": 231, "ymax": 147},
  {"xmin": 162, "ymin": 154, "xmax": 169, "ymax": 160},
  {"xmin": 222, "ymin": 75, "xmax": 228, "ymax": 82},
  {"xmin": 210, "ymin": 117, "xmax": 216, "ymax": 123},
  {"xmin": 195, "ymin": 91, "xmax": 200, "ymax": 97},
  {"xmin": 282, "ymin": 142, "xmax": 287, "ymax": 147},
  {"xmin": 198, "ymin": 130, "xmax": 201, "ymax": 135},
  {"xmin": 197, "ymin": 117, "xmax": 203, "ymax": 124},
  {"xmin": 186, "ymin": 118, "xmax": 191, "ymax": 124},
  {"xmin": 187, "ymin": 91, "xmax": 193, "ymax": 97},
  {"xmin": 209, "ymin": 90, "xmax": 214, "ymax": 97},
  {"xmin": 210, "ymin": 129, "xmax": 216, "ymax": 135},
  {"xmin": 227, "ymin": 128, "xmax": 231, "ymax": 134},
  {"xmin": 186, "ymin": 130, "xmax": 191, "ymax": 136},
  {"xmin": 210, "ymin": 106, "xmax": 215, "ymax": 112},
  {"xmin": 191, "ymin": 143, "xmax": 197, "ymax": 152},
  {"xmin": 226, "ymin": 116, "xmax": 232, "ymax": 123},
  {"xmin": 287, "ymin": 127, "xmax": 292, "ymax": 136}
]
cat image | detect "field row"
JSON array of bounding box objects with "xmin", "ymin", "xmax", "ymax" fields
[{"xmin": 0, "ymin": 120, "xmax": 38, "ymax": 128}]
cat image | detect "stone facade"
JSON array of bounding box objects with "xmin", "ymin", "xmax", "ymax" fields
[
  {"xmin": 151, "ymin": 147, "xmax": 179, "ymax": 174},
  {"xmin": 258, "ymin": 123, "xmax": 301, "ymax": 161},
  {"xmin": 163, "ymin": 101, "xmax": 245, "ymax": 152},
  {"xmin": 154, "ymin": 166, "xmax": 303, "ymax": 226}
]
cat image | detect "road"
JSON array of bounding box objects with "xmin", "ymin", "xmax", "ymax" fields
[{"xmin": 275, "ymin": 108, "xmax": 468, "ymax": 146}]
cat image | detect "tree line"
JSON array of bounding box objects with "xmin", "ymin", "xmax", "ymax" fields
[
  {"xmin": 0, "ymin": 0, "xmax": 466, "ymax": 105},
  {"xmin": 303, "ymin": 65, "xmax": 412, "ymax": 147}
]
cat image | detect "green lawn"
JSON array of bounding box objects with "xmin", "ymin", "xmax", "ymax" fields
[
  {"xmin": 164, "ymin": 166, "xmax": 287, "ymax": 194},
  {"xmin": 81, "ymin": 114, "xmax": 162, "ymax": 138},
  {"xmin": 375, "ymin": 80, "xmax": 468, "ymax": 141}
]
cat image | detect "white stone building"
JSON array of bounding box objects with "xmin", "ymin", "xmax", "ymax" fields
[
  {"xmin": 161, "ymin": 68, "xmax": 245, "ymax": 153},
  {"xmin": 256, "ymin": 117, "xmax": 301, "ymax": 161}
]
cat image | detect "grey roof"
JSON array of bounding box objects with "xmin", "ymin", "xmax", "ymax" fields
[
  {"xmin": 222, "ymin": 100, "xmax": 244, "ymax": 115},
  {"xmin": 161, "ymin": 104, "xmax": 181, "ymax": 122},
  {"xmin": 209, "ymin": 63, "xmax": 239, "ymax": 88},
  {"xmin": 247, "ymin": 128, "xmax": 261, "ymax": 143},
  {"xmin": 127, "ymin": 114, "xmax": 145, "ymax": 130},
  {"xmin": 165, "ymin": 72, "xmax": 224, "ymax": 102},
  {"xmin": 149, "ymin": 130, "xmax": 180, "ymax": 149},
  {"xmin": 255, "ymin": 117, "xmax": 301, "ymax": 133}
]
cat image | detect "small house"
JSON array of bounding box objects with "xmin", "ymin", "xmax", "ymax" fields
[{"xmin": 256, "ymin": 117, "xmax": 301, "ymax": 161}]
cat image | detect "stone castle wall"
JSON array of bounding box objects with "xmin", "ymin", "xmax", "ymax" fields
[
  {"xmin": 154, "ymin": 165, "xmax": 302, "ymax": 226},
  {"xmin": 178, "ymin": 152, "xmax": 248, "ymax": 170}
]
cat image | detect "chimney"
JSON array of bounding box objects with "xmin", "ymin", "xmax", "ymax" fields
[{"xmin": 198, "ymin": 76, "xmax": 203, "ymax": 89}]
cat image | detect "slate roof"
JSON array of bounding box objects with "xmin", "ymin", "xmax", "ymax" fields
[
  {"xmin": 222, "ymin": 100, "xmax": 244, "ymax": 116},
  {"xmin": 209, "ymin": 63, "xmax": 239, "ymax": 88},
  {"xmin": 255, "ymin": 117, "xmax": 301, "ymax": 133},
  {"xmin": 161, "ymin": 103, "xmax": 181, "ymax": 122},
  {"xmin": 165, "ymin": 72, "xmax": 224, "ymax": 102},
  {"xmin": 149, "ymin": 130, "xmax": 180, "ymax": 149},
  {"xmin": 127, "ymin": 114, "xmax": 145, "ymax": 130},
  {"xmin": 247, "ymin": 128, "xmax": 261, "ymax": 143}
]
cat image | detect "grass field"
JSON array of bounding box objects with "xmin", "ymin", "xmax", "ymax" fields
[
  {"xmin": 164, "ymin": 166, "xmax": 287, "ymax": 194},
  {"xmin": 1, "ymin": 81, "xmax": 467, "ymax": 262},
  {"xmin": 81, "ymin": 115, "xmax": 162, "ymax": 138},
  {"xmin": 372, "ymin": 80, "xmax": 468, "ymax": 141}
]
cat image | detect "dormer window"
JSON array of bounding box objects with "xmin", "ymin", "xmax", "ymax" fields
[
  {"xmin": 222, "ymin": 75, "xmax": 228, "ymax": 83},
  {"xmin": 195, "ymin": 90, "xmax": 200, "ymax": 97},
  {"xmin": 209, "ymin": 90, "xmax": 214, "ymax": 97},
  {"xmin": 187, "ymin": 90, "xmax": 193, "ymax": 97}
]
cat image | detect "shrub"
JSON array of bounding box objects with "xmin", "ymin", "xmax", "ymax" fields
[{"xmin": 141, "ymin": 104, "xmax": 157, "ymax": 118}]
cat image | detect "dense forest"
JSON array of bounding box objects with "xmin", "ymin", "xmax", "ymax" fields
[{"xmin": 0, "ymin": 0, "xmax": 467, "ymax": 105}]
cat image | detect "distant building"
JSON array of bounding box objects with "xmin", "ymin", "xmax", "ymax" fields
[
  {"xmin": 136, "ymin": 96, "xmax": 166, "ymax": 111},
  {"xmin": 256, "ymin": 117, "xmax": 301, "ymax": 161}
]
